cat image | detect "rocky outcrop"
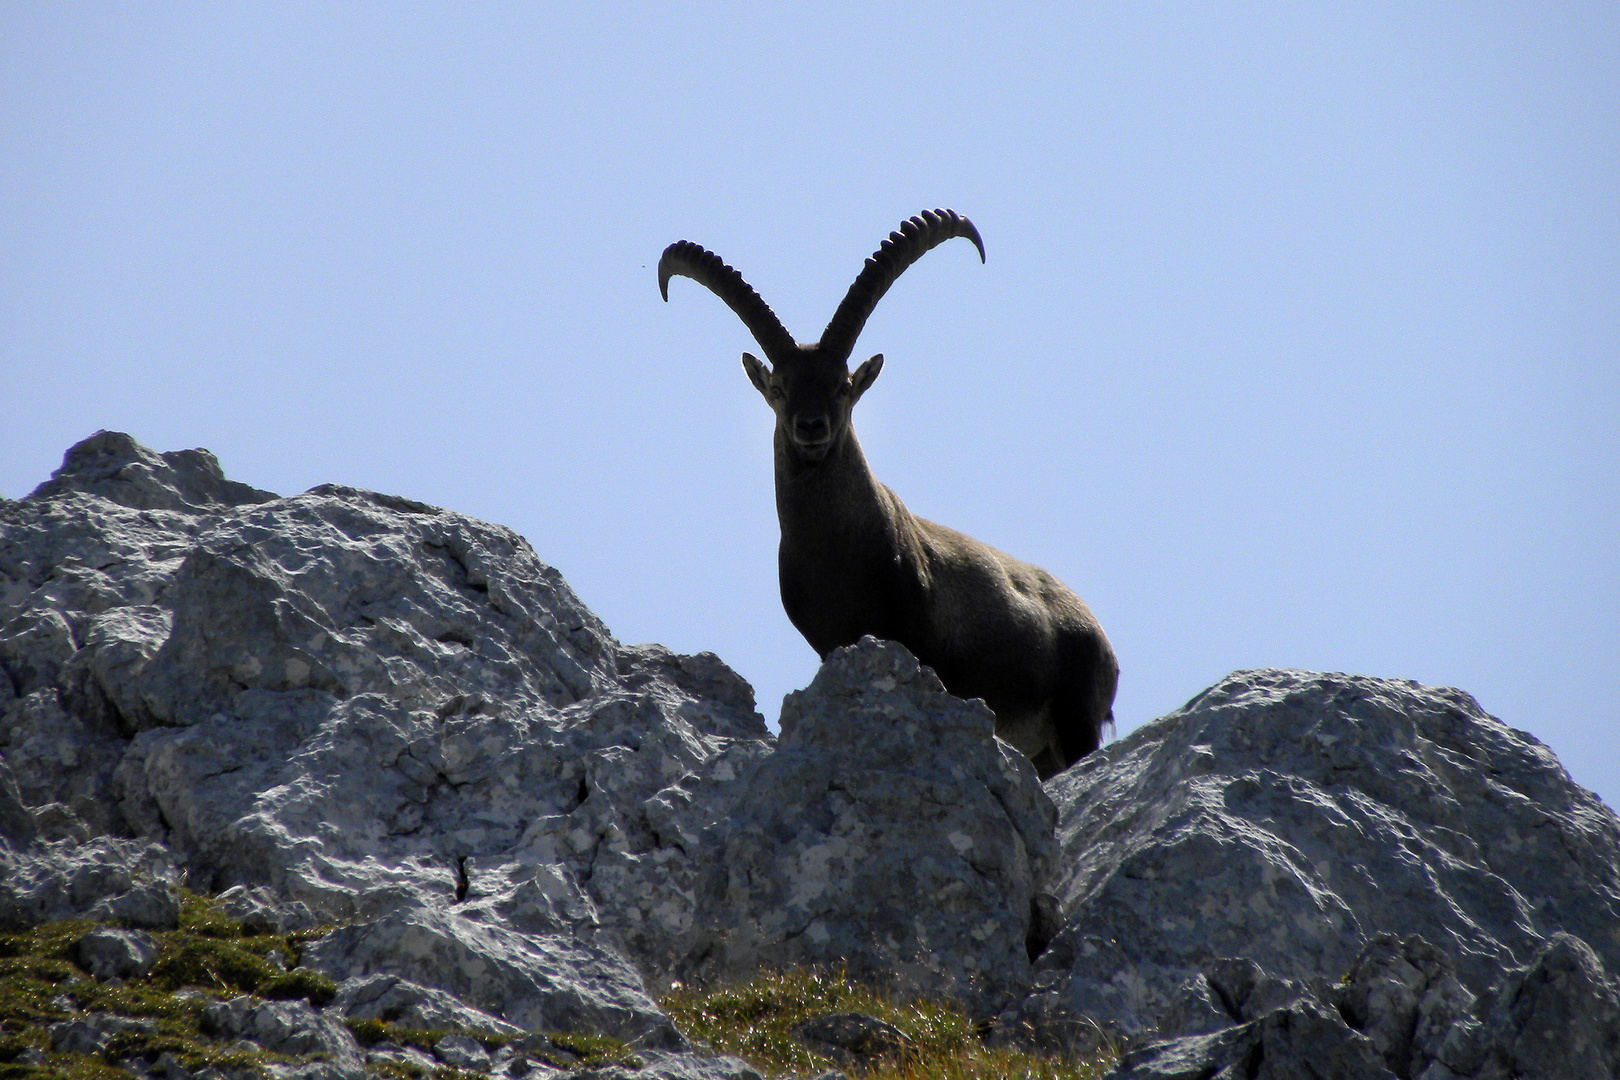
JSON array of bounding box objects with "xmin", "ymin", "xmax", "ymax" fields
[
  {"xmin": 1109, "ymin": 931, "xmax": 1620, "ymax": 1079},
  {"xmin": 4, "ymin": 433, "xmax": 1618, "ymax": 1080},
  {"xmin": 1019, "ymin": 668, "xmax": 1620, "ymax": 1053},
  {"xmin": 1, "ymin": 431, "xmax": 772, "ymax": 1068},
  {"xmin": 1015, "ymin": 669, "xmax": 1620, "ymax": 1078},
  {"xmin": 680, "ymin": 639, "xmax": 1055, "ymax": 1013},
  {"xmin": 0, "ymin": 432, "xmax": 1053, "ymax": 1074}
]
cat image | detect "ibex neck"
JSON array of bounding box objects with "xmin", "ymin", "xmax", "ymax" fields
[{"xmin": 773, "ymin": 429, "xmax": 890, "ymax": 539}]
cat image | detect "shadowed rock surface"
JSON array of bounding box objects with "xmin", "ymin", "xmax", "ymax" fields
[
  {"xmin": 1018, "ymin": 668, "xmax": 1620, "ymax": 1051},
  {"xmin": 4, "ymin": 433, "xmax": 1618, "ymax": 1080},
  {"xmin": 680, "ymin": 637, "xmax": 1056, "ymax": 1014}
]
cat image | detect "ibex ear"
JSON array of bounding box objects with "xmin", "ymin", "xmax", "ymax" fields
[
  {"xmin": 741, "ymin": 353, "xmax": 772, "ymax": 399},
  {"xmin": 850, "ymin": 354, "xmax": 883, "ymax": 402}
]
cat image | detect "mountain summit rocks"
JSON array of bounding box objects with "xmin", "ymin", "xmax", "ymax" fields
[
  {"xmin": 4, "ymin": 432, "xmax": 1618, "ymax": 1080},
  {"xmin": 1025, "ymin": 668, "xmax": 1620, "ymax": 1042}
]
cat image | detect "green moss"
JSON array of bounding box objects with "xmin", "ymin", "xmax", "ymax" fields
[
  {"xmin": 538, "ymin": 1031, "xmax": 638, "ymax": 1068},
  {"xmin": 67, "ymin": 981, "xmax": 205, "ymax": 1026},
  {"xmin": 343, "ymin": 1016, "xmax": 454, "ymax": 1052},
  {"xmin": 176, "ymin": 891, "xmax": 244, "ymax": 940},
  {"xmin": 142, "ymin": 918, "xmax": 330, "ymax": 1007},
  {"xmin": 0, "ymin": 893, "xmax": 343, "ymax": 1080},
  {"xmin": 0, "ymin": 922, "xmax": 94, "ymax": 965},
  {"xmin": 260, "ymin": 968, "xmax": 337, "ymax": 1007}
]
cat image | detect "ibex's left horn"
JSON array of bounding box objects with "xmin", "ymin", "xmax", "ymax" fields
[
  {"xmin": 817, "ymin": 209, "xmax": 985, "ymax": 362},
  {"xmin": 658, "ymin": 240, "xmax": 799, "ymax": 364}
]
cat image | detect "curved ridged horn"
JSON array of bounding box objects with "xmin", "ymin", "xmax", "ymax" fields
[
  {"xmin": 818, "ymin": 209, "xmax": 985, "ymax": 361},
  {"xmin": 658, "ymin": 240, "xmax": 799, "ymax": 363}
]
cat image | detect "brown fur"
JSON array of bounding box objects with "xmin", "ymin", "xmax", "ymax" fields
[{"xmin": 660, "ymin": 211, "xmax": 1118, "ymax": 778}]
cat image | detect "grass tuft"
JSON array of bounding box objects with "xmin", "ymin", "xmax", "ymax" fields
[
  {"xmin": 2, "ymin": 895, "xmax": 1112, "ymax": 1080},
  {"xmin": 658, "ymin": 968, "xmax": 1114, "ymax": 1080},
  {"xmin": 0, "ymin": 893, "xmax": 327, "ymax": 1080}
]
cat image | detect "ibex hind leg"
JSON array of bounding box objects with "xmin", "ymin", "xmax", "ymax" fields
[
  {"xmin": 1027, "ymin": 740, "xmax": 1069, "ymax": 782},
  {"xmin": 1051, "ymin": 628, "xmax": 1119, "ymax": 770}
]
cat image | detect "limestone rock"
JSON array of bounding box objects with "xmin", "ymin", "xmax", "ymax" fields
[
  {"xmin": 1, "ymin": 431, "xmax": 770, "ymax": 1060},
  {"xmin": 1103, "ymin": 931, "xmax": 1620, "ymax": 1080},
  {"xmin": 1419, "ymin": 933, "xmax": 1620, "ymax": 1080},
  {"xmin": 201, "ymin": 995, "xmax": 367, "ymax": 1079},
  {"xmin": 9, "ymin": 433, "xmax": 1619, "ymax": 1079},
  {"xmin": 682, "ymin": 637, "xmax": 1057, "ymax": 1014},
  {"xmin": 331, "ymin": 972, "xmax": 524, "ymax": 1037},
  {"xmin": 1152, "ymin": 957, "xmax": 1316, "ymax": 1042},
  {"xmin": 0, "ymin": 836, "xmax": 178, "ymax": 931},
  {"xmin": 74, "ymin": 926, "xmax": 159, "ymax": 981},
  {"xmin": 301, "ymin": 904, "xmax": 682, "ymax": 1048},
  {"xmin": 1027, "ymin": 669, "xmax": 1620, "ymax": 1043},
  {"xmin": 22, "ymin": 430, "xmax": 278, "ymax": 513},
  {"xmin": 1108, "ymin": 998, "xmax": 1397, "ymax": 1080},
  {"xmin": 1333, "ymin": 935, "xmax": 1475, "ymax": 1078},
  {"xmin": 216, "ymin": 884, "xmax": 322, "ymax": 935},
  {"xmin": 50, "ymin": 1012, "xmax": 160, "ymax": 1056}
]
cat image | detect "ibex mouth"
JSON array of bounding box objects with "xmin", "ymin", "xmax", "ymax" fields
[{"xmin": 794, "ymin": 438, "xmax": 832, "ymax": 462}]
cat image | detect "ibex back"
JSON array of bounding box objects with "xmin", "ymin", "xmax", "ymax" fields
[{"xmin": 659, "ymin": 209, "xmax": 1117, "ymax": 778}]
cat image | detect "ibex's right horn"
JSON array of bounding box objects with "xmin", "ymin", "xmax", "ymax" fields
[{"xmin": 818, "ymin": 209, "xmax": 985, "ymax": 362}]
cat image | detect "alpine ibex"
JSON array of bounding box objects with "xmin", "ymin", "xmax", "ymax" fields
[{"xmin": 658, "ymin": 209, "xmax": 1117, "ymax": 777}]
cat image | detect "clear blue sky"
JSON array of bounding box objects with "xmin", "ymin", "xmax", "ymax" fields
[{"xmin": 4, "ymin": 5, "xmax": 1617, "ymax": 807}]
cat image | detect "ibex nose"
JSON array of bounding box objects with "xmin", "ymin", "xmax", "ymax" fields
[{"xmin": 793, "ymin": 414, "xmax": 831, "ymax": 445}]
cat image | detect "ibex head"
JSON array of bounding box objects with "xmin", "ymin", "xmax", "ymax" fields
[{"xmin": 659, "ymin": 209, "xmax": 986, "ymax": 465}]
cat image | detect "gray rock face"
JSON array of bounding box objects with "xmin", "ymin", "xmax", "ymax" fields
[
  {"xmin": 6, "ymin": 433, "xmax": 1619, "ymax": 1080},
  {"xmin": 0, "ymin": 835, "xmax": 179, "ymax": 931},
  {"xmin": 331, "ymin": 972, "xmax": 523, "ymax": 1037},
  {"xmin": 50, "ymin": 1012, "xmax": 160, "ymax": 1056},
  {"xmin": 1423, "ymin": 932, "xmax": 1620, "ymax": 1080},
  {"xmin": 1, "ymin": 431, "xmax": 772, "ymax": 1050},
  {"xmin": 1025, "ymin": 669, "xmax": 1620, "ymax": 1044},
  {"xmin": 301, "ymin": 905, "xmax": 683, "ymax": 1048},
  {"xmin": 202, "ymin": 995, "xmax": 367, "ymax": 1079},
  {"xmin": 1108, "ymin": 931, "xmax": 1620, "ymax": 1080},
  {"xmin": 681, "ymin": 637, "xmax": 1057, "ymax": 1013},
  {"xmin": 74, "ymin": 926, "xmax": 159, "ymax": 981}
]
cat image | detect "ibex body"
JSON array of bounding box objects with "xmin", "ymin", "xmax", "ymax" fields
[{"xmin": 659, "ymin": 210, "xmax": 1117, "ymax": 778}]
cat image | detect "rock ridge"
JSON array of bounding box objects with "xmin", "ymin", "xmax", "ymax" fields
[{"xmin": 4, "ymin": 432, "xmax": 1618, "ymax": 1080}]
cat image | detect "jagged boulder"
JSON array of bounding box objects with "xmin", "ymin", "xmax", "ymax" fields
[
  {"xmin": 681, "ymin": 637, "xmax": 1057, "ymax": 1013},
  {"xmin": 1018, "ymin": 669, "xmax": 1620, "ymax": 1049},
  {"xmin": 7, "ymin": 433, "xmax": 1620, "ymax": 1080},
  {"xmin": 1107, "ymin": 931, "xmax": 1620, "ymax": 1080},
  {"xmin": 0, "ymin": 431, "xmax": 773, "ymax": 1050}
]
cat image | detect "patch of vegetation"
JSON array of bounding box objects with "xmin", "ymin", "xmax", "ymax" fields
[
  {"xmin": 539, "ymin": 1031, "xmax": 639, "ymax": 1069},
  {"xmin": 344, "ymin": 1016, "xmax": 488, "ymax": 1053},
  {"xmin": 0, "ymin": 892, "xmax": 331, "ymax": 1080},
  {"xmin": 3, "ymin": 893, "xmax": 1110, "ymax": 1080},
  {"xmin": 658, "ymin": 968, "xmax": 1116, "ymax": 1080},
  {"xmin": 345, "ymin": 1017, "xmax": 637, "ymax": 1072}
]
